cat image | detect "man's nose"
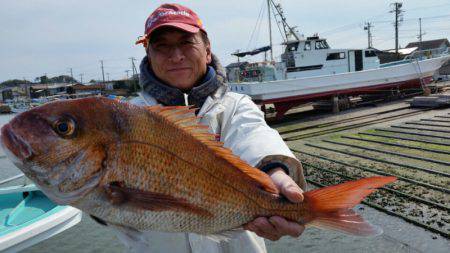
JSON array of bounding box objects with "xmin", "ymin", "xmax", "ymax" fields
[{"xmin": 169, "ymin": 46, "xmax": 185, "ymax": 62}]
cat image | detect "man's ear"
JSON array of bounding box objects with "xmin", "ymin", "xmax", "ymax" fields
[{"xmin": 206, "ymin": 44, "xmax": 212, "ymax": 64}]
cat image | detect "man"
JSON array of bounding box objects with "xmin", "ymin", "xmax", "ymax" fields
[{"xmin": 111, "ymin": 3, "xmax": 306, "ymax": 252}]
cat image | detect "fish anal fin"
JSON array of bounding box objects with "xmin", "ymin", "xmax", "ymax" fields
[
  {"xmin": 308, "ymin": 209, "xmax": 382, "ymax": 237},
  {"xmin": 103, "ymin": 182, "xmax": 212, "ymax": 217}
]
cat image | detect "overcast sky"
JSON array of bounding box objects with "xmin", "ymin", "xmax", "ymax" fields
[{"xmin": 1, "ymin": 0, "xmax": 450, "ymax": 83}]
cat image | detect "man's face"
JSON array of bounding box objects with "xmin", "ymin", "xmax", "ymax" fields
[{"xmin": 147, "ymin": 28, "xmax": 212, "ymax": 91}]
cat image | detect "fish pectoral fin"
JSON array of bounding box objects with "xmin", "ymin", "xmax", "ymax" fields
[{"xmin": 103, "ymin": 182, "xmax": 212, "ymax": 217}]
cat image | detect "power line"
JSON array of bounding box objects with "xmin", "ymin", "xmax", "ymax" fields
[
  {"xmin": 372, "ymin": 13, "xmax": 450, "ymax": 24},
  {"xmin": 246, "ymin": 0, "xmax": 266, "ymax": 50},
  {"xmin": 405, "ymin": 3, "xmax": 450, "ymax": 12}
]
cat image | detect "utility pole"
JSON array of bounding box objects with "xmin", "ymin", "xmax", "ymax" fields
[
  {"xmin": 267, "ymin": 0, "xmax": 274, "ymax": 61},
  {"xmin": 107, "ymin": 73, "xmax": 110, "ymax": 82},
  {"xmin": 364, "ymin": 22, "xmax": 373, "ymax": 48},
  {"xmin": 79, "ymin": 73, "xmax": 83, "ymax": 84},
  {"xmin": 69, "ymin": 68, "xmax": 74, "ymax": 83},
  {"xmin": 125, "ymin": 70, "xmax": 130, "ymax": 79},
  {"xmin": 100, "ymin": 60, "xmax": 105, "ymax": 83},
  {"xmin": 390, "ymin": 2, "xmax": 403, "ymax": 57},
  {"xmin": 129, "ymin": 57, "xmax": 138, "ymax": 77},
  {"xmin": 129, "ymin": 57, "xmax": 138, "ymax": 92},
  {"xmin": 417, "ymin": 18, "xmax": 425, "ymax": 50}
]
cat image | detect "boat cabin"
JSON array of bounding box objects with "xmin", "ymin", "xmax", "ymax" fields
[{"xmin": 281, "ymin": 35, "xmax": 380, "ymax": 79}]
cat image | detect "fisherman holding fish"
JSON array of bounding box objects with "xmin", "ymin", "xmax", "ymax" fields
[
  {"xmin": 125, "ymin": 3, "xmax": 306, "ymax": 252},
  {"xmin": 0, "ymin": 3, "xmax": 395, "ymax": 253}
]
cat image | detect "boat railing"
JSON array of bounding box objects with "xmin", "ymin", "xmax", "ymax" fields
[
  {"xmin": 404, "ymin": 48, "xmax": 448, "ymax": 61},
  {"xmin": 380, "ymin": 48, "xmax": 449, "ymax": 68},
  {"xmin": 0, "ymin": 173, "xmax": 26, "ymax": 186}
]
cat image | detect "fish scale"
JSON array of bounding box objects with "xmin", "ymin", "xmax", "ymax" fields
[{"xmin": 0, "ymin": 97, "xmax": 396, "ymax": 237}]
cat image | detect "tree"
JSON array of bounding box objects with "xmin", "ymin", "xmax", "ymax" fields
[
  {"xmin": 0, "ymin": 79, "xmax": 32, "ymax": 89},
  {"xmin": 40, "ymin": 75, "xmax": 49, "ymax": 84},
  {"xmin": 50, "ymin": 75, "xmax": 77, "ymax": 83}
]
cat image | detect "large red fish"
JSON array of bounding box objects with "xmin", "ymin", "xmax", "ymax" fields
[{"xmin": 0, "ymin": 97, "xmax": 395, "ymax": 237}]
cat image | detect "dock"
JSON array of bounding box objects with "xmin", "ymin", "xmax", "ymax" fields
[{"xmin": 267, "ymin": 92, "xmax": 450, "ymax": 252}]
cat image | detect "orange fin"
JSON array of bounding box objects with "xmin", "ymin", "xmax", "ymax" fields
[
  {"xmin": 104, "ymin": 182, "xmax": 212, "ymax": 217},
  {"xmin": 145, "ymin": 105, "xmax": 279, "ymax": 195},
  {"xmin": 304, "ymin": 176, "xmax": 396, "ymax": 236},
  {"xmin": 307, "ymin": 209, "xmax": 382, "ymax": 236}
]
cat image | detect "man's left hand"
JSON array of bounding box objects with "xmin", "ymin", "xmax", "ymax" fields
[{"xmin": 243, "ymin": 168, "xmax": 305, "ymax": 241}]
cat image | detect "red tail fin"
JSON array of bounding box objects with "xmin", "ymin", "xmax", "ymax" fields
[{"xmin": 304, "ymin": 176, "xmax": 396, "ymax": 236}]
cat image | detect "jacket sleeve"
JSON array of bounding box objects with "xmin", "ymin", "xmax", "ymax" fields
[{"xmin": 220, "ymin": 94, "xmax": 306, "ymax": 190}]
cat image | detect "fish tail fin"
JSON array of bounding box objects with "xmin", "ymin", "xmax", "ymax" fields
[{"xmin": 303, "ymin": 176, "xmax": 396, "ymax": 236}]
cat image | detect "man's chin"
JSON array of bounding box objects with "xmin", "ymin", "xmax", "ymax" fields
[{"xmin": 166, "ymin": 79, "xmax": 195, "ymax": 90}]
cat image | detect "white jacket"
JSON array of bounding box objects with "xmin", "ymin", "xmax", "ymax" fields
[{"xmin": 111, "ymin": 87, "xmax": 305, "ymax": 253}]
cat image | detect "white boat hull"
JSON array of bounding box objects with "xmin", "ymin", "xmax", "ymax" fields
[
  {"xmin": 229, "ymin": 55, "xmax": 450, "ymax": 103},
  {"xmin": 0, "ymin": 206, "xmax": 81, "ymax": 253},
  {"xmin": 0, "ymin": 184, "xmax": 82, "ymax": 253}
]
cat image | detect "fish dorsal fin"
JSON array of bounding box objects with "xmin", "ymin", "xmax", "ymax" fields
[{"xmin": 145, "ymin": 105, "xmax": 279, "ymax": 194}]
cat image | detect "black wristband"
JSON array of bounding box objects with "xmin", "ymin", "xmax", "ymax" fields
[{"xmin": 259, "ymin": 162, "xmax": 289, "ymax": 175}]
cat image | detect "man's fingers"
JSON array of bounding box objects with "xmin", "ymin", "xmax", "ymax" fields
[
  {"xmin": 280, "ymin": 179, "xmax": 304, "ymax": 203},
  {"xmin": 268, "ymin": 168, "xmax": 304, "ymax": 203},
  {"xmin": 245, "ymin": 218, "xmax": 281, "ymax": 241},
  {"xmin": 281, "ymin": 182, "xmax": 303, "ymax": 203},
  {"xmin": 250, "ymin": 227, "xmax": 281, "ymax": 241},
  {"xmin": 253, "ymin": 217, "xmax": 277, "ymax": 234},
  {"xmin": 269, "ymin": 216, "xmax": 305, "ymax": 237}
]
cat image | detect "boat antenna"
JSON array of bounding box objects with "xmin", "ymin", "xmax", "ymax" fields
[{"xmin": 270, "ymin": 0, "xmax": 300, "ymax": 41}]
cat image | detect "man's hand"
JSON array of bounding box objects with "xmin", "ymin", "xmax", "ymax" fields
[{"xmin": 244, "ymin": 168, "xmax": 305, "ymax": 241}]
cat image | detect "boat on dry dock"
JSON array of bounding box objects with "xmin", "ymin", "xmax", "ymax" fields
[{"xmin": 226, "ymin": 1, "xmax": 450, "ymax": 119}]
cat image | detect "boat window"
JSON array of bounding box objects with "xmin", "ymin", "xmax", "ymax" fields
[
  {"xmin": 315, "ymin": 40, "xmax": 329, "ymax": 50},
  {"xmin": 326, "ymin": 52, "xmax": 346, "ymax": 60},
  {"xmin": 304, "ymin": 41, "xmax": 311, "ymax": 51},
  {"xmin": 365, "ymin": 50, "xmax": 377, "ymax": 57},
  {"xmin": 287, "ymin": 42, "xmax": 299, "ymax": 52}
]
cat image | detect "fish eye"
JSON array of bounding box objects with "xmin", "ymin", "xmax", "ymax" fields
[{"xmin": 53, "ymin": 118, "xmax": 76, "ymax": 137}]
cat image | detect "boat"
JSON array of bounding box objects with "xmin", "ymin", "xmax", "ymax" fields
[
  {"xmin": 226, "ymin": 1, "xmax": 450, "ymax": 119},
  {"xmin": 0, "ymin": 104, "xmax": 11, "ymax": 114},
  {"xmin": 0, "ymin": 174, "xmax": 82, "ymax": 253},
  {"xmin": 8, "ymin": 101, "xmax": 31, "ymax": 114}
]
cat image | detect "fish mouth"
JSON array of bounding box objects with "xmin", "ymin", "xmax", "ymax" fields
[{"xmin": 0, "ymin": 124, "xmax": 33, "ymax": 162}]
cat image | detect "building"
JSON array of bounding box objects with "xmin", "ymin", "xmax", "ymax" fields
[
  {"xmin": 29, "ymin": 83, "xmax": 71, "ymax": 98},
  {"xmin": 376, "ymin": 38, "xmax": 450, "ymax": 76},
  {"xmin": 67, "ymin": 83, "xmax": 106, "ymax": 95},
  {"xmin": 405, "ymin": 38, "xmax": 450, "ymax": 52},
  {"xmin": 0, "ymin": 88, "xmax": 13, "ymax": 102}
]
